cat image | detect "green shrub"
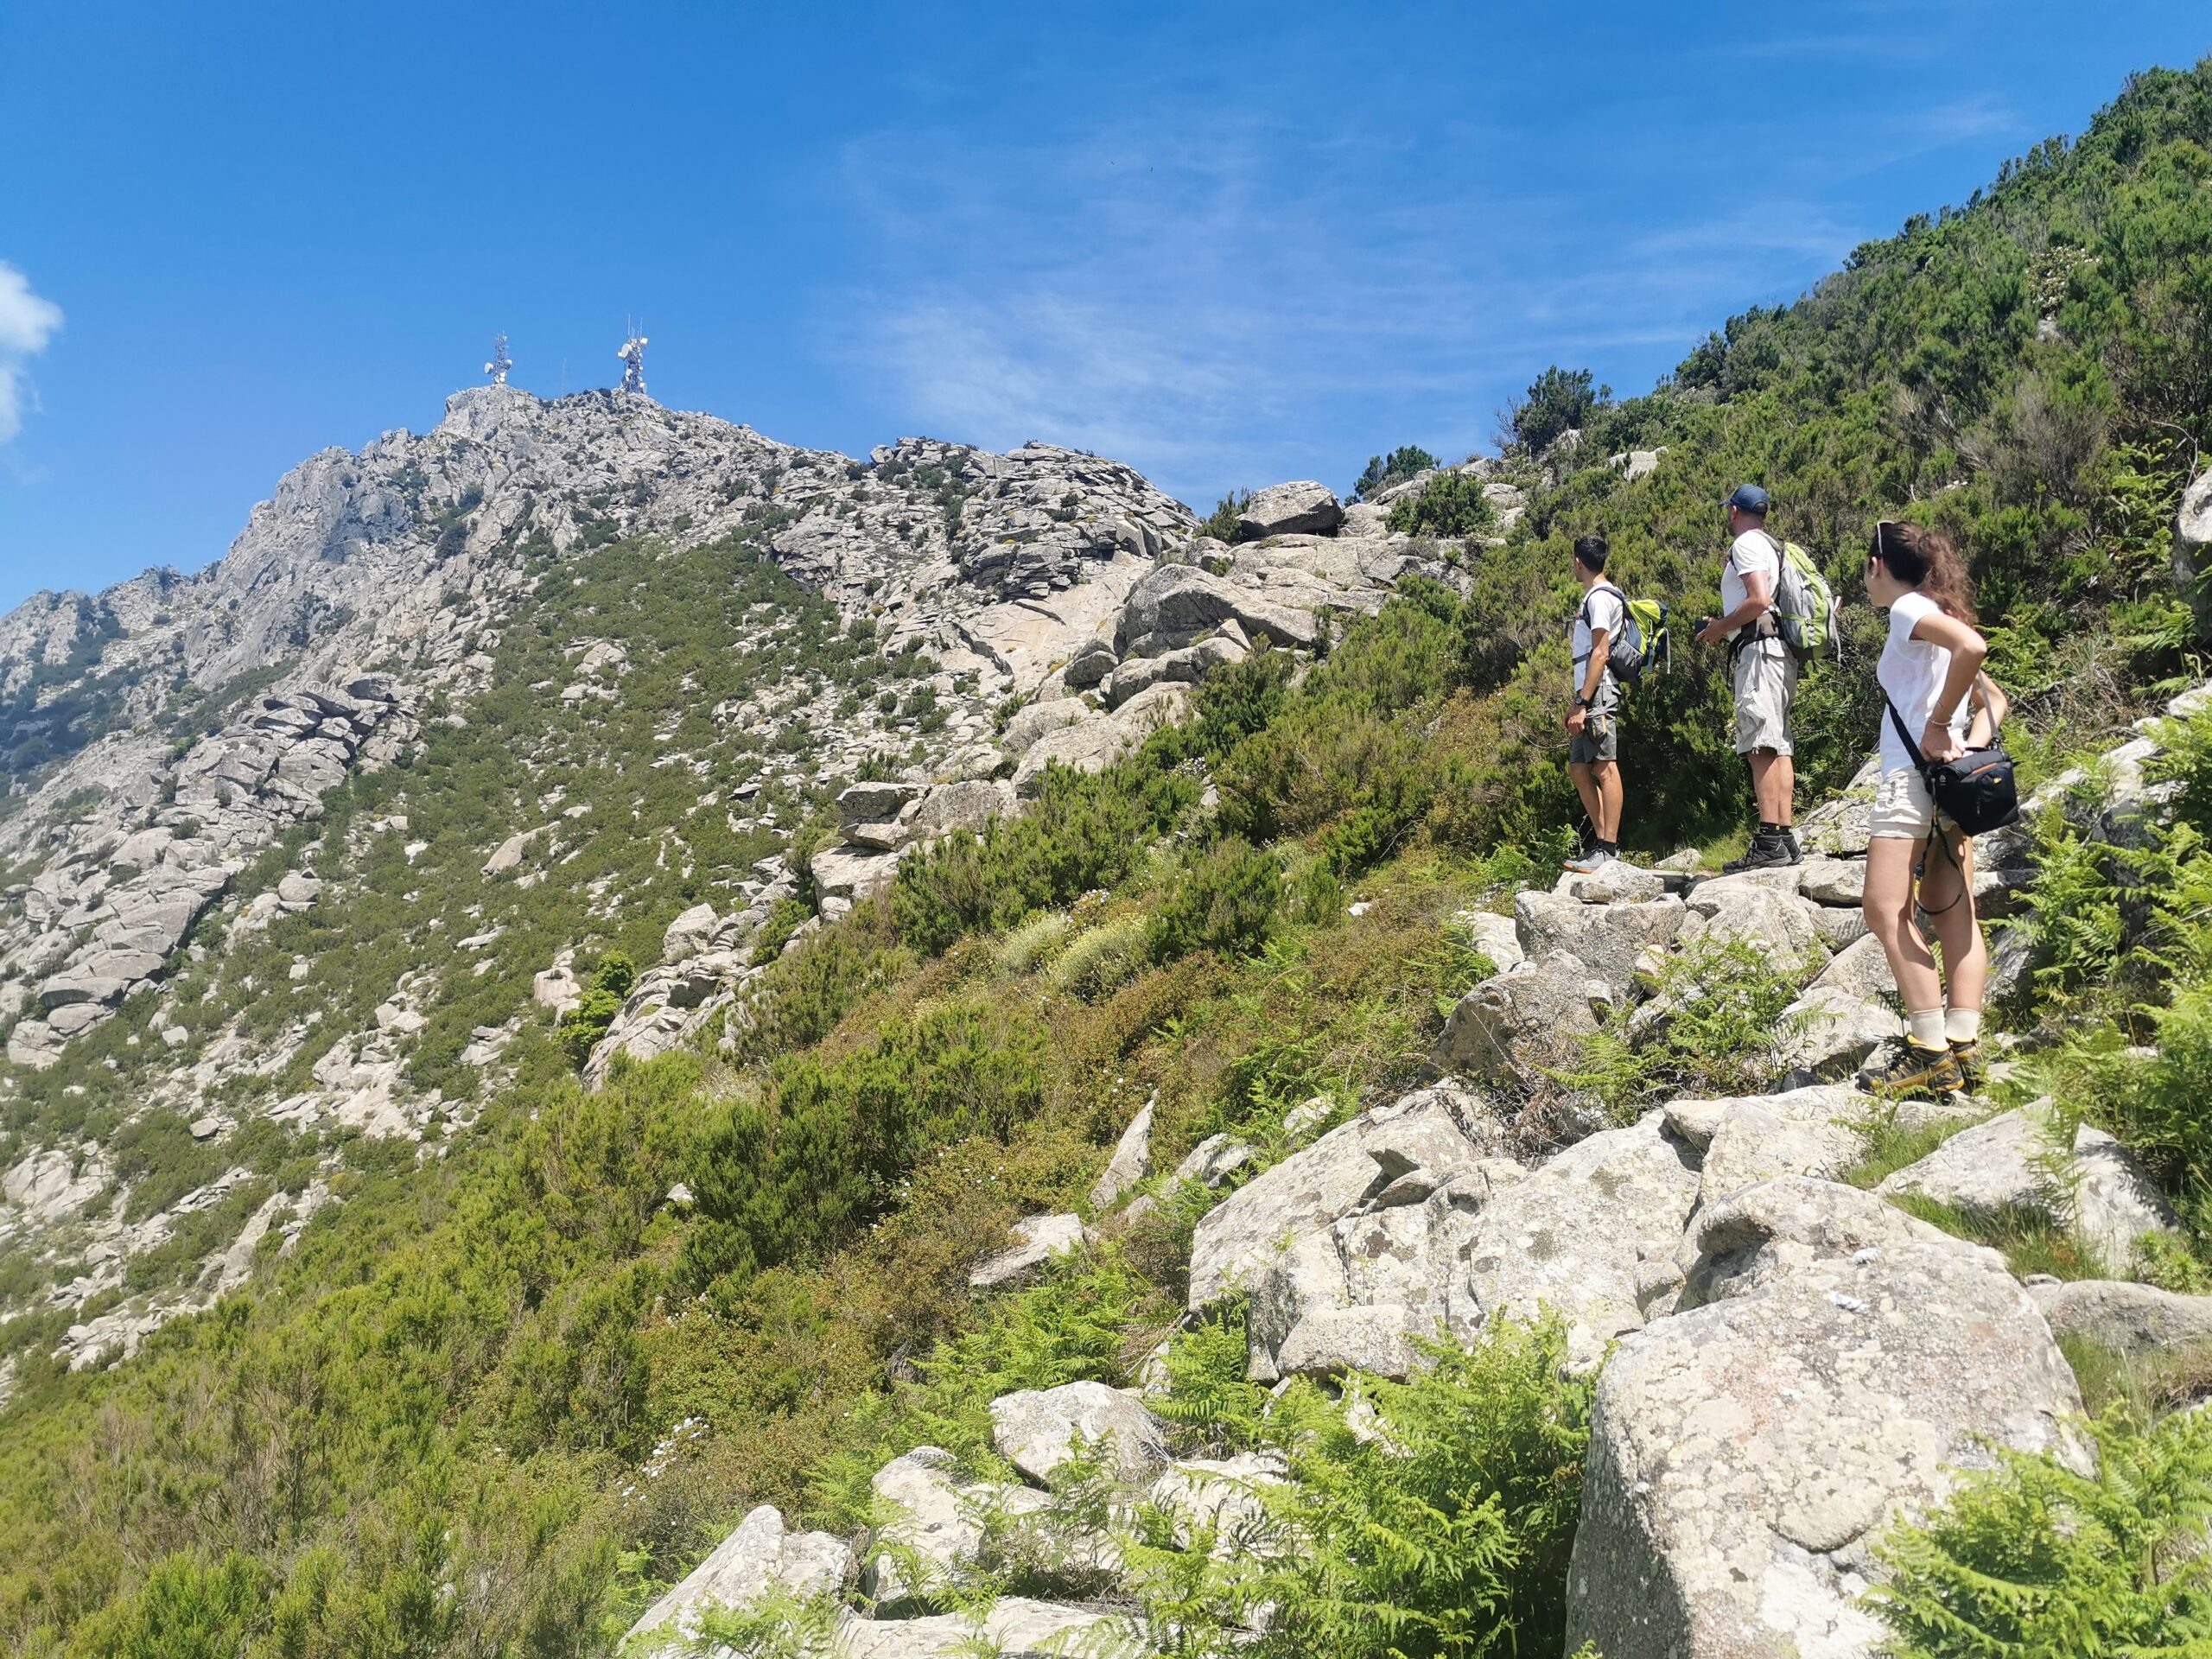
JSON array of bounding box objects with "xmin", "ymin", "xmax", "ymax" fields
[
  {"xmin": 69, "ymin": 1550, "xmax": 274, "ymax": 1659},
  {"xmin": 892, "ymin": 760, "xmax": 1198, "ymax": 956},
  {"xmin": 557, "ymin": 951, "xmax": 638, "ymax": 1068},
  {"xmin": 1870, "ymin": 1407, "xmax": 2212, "ymax": 1656},
  {"xmin": 1505, "ymin": 365, "xmax": 1606, "ymax": 454},
  {"xmin": 681, "ymin": 1000, "xmax": 1048, "ymax": 1295},
  {"xmin": 668, "ymin": 1589, "xmax": 842, "ymax": 1658},
  {"xmin": 1350, "ymin": 446, "xmax": 1440, "ymax": 502},
  {"xmin": 1384, "ymin": 470, "xmax": 1494, "ymax": 539},
  {"xmin": 995, "ymin": 912, "xmax": 1072, "ymax": 976},
  {"xmin": 1199, "ymin": 491, "xmax": 1252, "ymax": 543},
  {"xmin": 1147, "ymin": 839, "xmax": 1284, "ymax": 965},
  {"xmin": 810, "ymin": 1249, "xmax": 1161, "ymax": 1524},
  {"xmin": 728, "ymin": 920, "xmax": 908, "ymax": 1065},
  {"xmin": 1048, "ymin": 916, "xmax": 1152, "ymax": 1002}
]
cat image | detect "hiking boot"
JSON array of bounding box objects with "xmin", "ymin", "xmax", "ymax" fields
[
  {"xmin": 1563, "ymin": 847, "xmax": 1615, "ymax": 875},
  {"xmin": 1948, "ymin": 1039, "xmax": 1983, "ymax": 1090},
  {"xmin": 1723, "ymin": 830, "xmax": 1794, "ymax": 874},
  {"xmin": 1783, "ymin": 827, "xmax": 1803, "ymax": 865},
  {"xmin": 1859, "ymin": 1041, "xmax": 1963, "ymax": 1101}
]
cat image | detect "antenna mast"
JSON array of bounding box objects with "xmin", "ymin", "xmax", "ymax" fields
[
  {"xmin": 618, "ymin": 319, "xmax": 649, "ymax": 397},
  {"xmin": 484, "ymin": 333, "xmax": 512, "ymax": 386}
]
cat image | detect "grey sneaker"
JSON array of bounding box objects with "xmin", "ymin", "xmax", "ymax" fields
[{"xmin": 1563, "ymin": 847, "xmax": 1615, "ymax": 875}]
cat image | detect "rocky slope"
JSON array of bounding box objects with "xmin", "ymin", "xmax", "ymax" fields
[
  {"xmin": 616, "ymin": 686, "xmax": 2206, "ymax": 1659},
  {"xmin": 0, "ymin": 384, "xmax": 1483, "ymax": 1376}
]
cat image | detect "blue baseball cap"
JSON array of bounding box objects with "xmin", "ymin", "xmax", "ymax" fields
[{"xmin": 1724, "ymin": 483, "xmax": 1770, "ymax": 516}]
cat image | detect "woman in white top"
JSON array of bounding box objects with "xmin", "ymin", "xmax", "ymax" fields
[{"xmin": 1859, "ymin": 520, "xmax": 2003, "ymax": 1099}]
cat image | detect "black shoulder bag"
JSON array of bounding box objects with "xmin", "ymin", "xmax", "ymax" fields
[{"xmin": 1885, "ymin": 698, "xmax": 2020, "ymax": 837}]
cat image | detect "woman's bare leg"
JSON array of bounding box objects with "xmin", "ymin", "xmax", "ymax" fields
[
  {"xmin": 1863, "ymin": 836, "xmax": 1944, "ymax": 1014},
  {"xmin": 1917, "ymin": 828, "xmax": 1987, "ymax": 1012}
]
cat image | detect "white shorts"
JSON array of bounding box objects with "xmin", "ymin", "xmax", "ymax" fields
[
  {"xmin": 1731, "ymin": 640, "xmax": 1797, "ymax": 755},
  {"xmin": 1870, "ymin": 766, "xmax": 1955, "ymax": 839}
]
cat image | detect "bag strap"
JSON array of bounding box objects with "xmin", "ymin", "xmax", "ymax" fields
[
  {"xmin": 1886, "ymin": 696, "xmax": 1932, "ymax": 775},
  {"xmin": 1573, "ymin": 582, "xmax": 1627, "ymax": 651}
]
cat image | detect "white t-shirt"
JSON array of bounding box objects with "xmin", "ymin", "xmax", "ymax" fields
[
  {"xmin": 1572, "ymin": 583, "xmax": 1626, "ymax": 693},
  {"xmin": 1878, "ymin": 589, "xmax": 1971, "ymax": 772},
  {"xmin": 1721, "ymin": 530, "xmax": 1777, "ymax": 639}
]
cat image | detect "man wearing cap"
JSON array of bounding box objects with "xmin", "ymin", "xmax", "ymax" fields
[{"xmin": 1694, "ymin": 484, "xmax": 1799, "ymax": 870}]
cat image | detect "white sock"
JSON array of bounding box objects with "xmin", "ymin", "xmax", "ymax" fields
[
  {"xmin": 1946, "ymin": 1007, "xmax": 1982, "ymax": 1045},
  {"xmin": 1907, "ymin": 1008, "xmax": 1947, "ymax": 1049}
]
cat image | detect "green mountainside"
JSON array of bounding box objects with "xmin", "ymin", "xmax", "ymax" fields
[{"xmin": 3, "ymin": 57, "xmax": 2212, "ymax": 1659}]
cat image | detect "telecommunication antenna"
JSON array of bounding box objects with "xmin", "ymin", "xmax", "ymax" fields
[
  {"xmin": 618, "ymin": 319, "xmax": 649, "ymax": 397},
  {"xmin": 485, "ymin": 333, "xmax": 513, "ymax": 386}
]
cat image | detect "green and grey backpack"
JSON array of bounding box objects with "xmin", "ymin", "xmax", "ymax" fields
[
  {"xmin": 1580, "ymin": 581, "xmax": 1670, "ymax": 689},
  {"xmin": 1764, "ymin": 532, "xmax": 1840, "ymax": 666}
]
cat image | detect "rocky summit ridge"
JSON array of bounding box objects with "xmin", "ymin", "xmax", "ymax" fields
[
  {"xmin": 0, "ymin": 386, "xmax": 1472, "ymax": 1075},
  {"xmin": 0, "ymin": 385, "xmax": 1486, "ymax": 1370}
]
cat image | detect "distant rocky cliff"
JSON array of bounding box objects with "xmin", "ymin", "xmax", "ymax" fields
[{"xmin": 0, "ymin": 384, "xmax": 1488, "ymax": 1363}]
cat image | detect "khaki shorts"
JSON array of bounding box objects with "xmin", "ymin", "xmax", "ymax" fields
[
  {"xmin": 1731, "ymin": 639, "xmax": 1797, "ymax": 755},
  {"xmin": 1570, "ymin": 679, "xmax": 1619, "ymax": 765},
  {"xmin": 1870, "ymin": 766, "xmax": 1956, "ymax": 839}
]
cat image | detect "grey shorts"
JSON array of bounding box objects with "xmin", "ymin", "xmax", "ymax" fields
[
  {"xmin": 1731, "ymin": 639, "xmax": 1797, "ymax": 755},
  {"xmin": 1570, "ymin": 681, "xmax": 1620, "ymax": 765}
]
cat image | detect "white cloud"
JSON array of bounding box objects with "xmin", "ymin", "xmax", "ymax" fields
[
  {"xmin": 823, "ymin": 111, "xmax": 1861, "ymax": 506},
  {"xmin": 0, "ymin": 262, "xmax": 65, "ymax": 446}
]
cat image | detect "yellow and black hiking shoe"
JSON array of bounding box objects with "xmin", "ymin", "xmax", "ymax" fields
[
  {"xmin": 1859, "ymin": 1041, "xmax": 1963, "ymax": 1100},
  {"xmin": 1948, "ymin": 1039, "xmax": 1983, "ymax": 1090}
]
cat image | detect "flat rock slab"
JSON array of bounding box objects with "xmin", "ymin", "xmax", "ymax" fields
[
  {"xmin": 2028, "ymin": 1277, "xmax": 2212, "ymax": 1358},
  {"xmin": 1169, "ymin": 1133, "xmax": 1256, "ymax": 1190},
  {"xmin": 1187, "ymin": 1085, "xmax": 1497, "ymax": 1309},
  {"xmin": 839, "ymin": 1599, "xmax": 1136, "ymax": 1659},
  {"xmin": 909, "ymin": 779, "xmax": 1017, "ymax": 841},
  {"xmin": 1681, "ymin": 1087, "xmax": 1873, "ymax": 1208},
  {"xmin": 1554, "ymin": 863, "xmax": 1668, "ymax": 905},
  {"xmin": 989, "ymin": 1379, "xmax": 1167, "ymax": 1485},
  {"xmin": 1450, "ymin": 907, "xmax": 1524, "ymax": 972},
  {"xmin": 1249, "ymin": 1158, "xmax": 1527, "ymax": 1382},
  {"xmin": 626, "ymin": 1503, "xmax": 855, "ymax": 1643},
  {"xmin": 1878, "ymin": 1108, "xmax": 2178, "ymax": 1271},
  {"xmin": 1796, "ymin": 856, "xmax": 1867, "ymax": 906},
  {"xmin": 1808, "ymin": 933, "xmax": 1894, "ymax": 1001},
  {"xmin": 861, "ymin": 1447, "xmax": 1050, "ymax": 1605},
  {"xmin": 1567, "ymin": 1178, "xmax": 2084, "ymax": 1659},
  {"xmin": 1431, "ymin": 950, "xmax": 1607, "ymax": 1087},
  {"xmin": 1461, "ymin": 1113, "xmax": 1703, "ymax": 1367},
  {"xmin": 970, "ymin": 1212, "xmax": 1089, "ymax": 1291},
  {"xmin": 1237, "ymin": 480, "xmax": 1344, "ymax": 538},
  {"xmin": 1090, "ymin": 1097, "xmax": 1155, "ymax": 1211},
  {"xmin": 1777, "ymin": 985, "xmax": 1901, "ymax": 1081},
  {"xmin": 1146, "ymin": 1451, "xmax": 1288, "ymax": 1557},
  {"xmin": 1514, "ymin": 889, "xmax": 1686, "ymax": 996},
  {"xmin": 1680, "ymin": 881, "xmax": 1831, "ymax": 975}
]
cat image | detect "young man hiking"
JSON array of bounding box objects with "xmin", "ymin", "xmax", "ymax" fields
[
  {"xmin": 1564, "ymin": 534, "xmax": 1625, "ymax": 874},
  {"xmin": 1694, "ymin": 483, "xmax": 1800, "ymax": 870}
]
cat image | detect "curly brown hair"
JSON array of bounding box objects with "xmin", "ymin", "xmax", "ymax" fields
[{"xmin": 1870, "ymin": 520, "xmax": 1977, "ymax": 625}]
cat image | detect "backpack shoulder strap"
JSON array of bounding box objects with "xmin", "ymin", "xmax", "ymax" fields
[{"xmin": 1575, "ymin": 581, "xmax": 1624, "ymax": 625}]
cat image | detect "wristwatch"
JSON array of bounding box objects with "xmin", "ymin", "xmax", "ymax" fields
[{"xmin": 1572, "ymin": 694, "xmax": 1591, "ymax": 709}]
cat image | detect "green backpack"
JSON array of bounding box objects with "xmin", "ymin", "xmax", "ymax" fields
[
  {"xmin": 1580, "ymin": 582, "xmax": 1670, "ymax": 689},
  {"xmin": 1765, "ymin": 534, "xmax": 1840, "ymax": 666}
]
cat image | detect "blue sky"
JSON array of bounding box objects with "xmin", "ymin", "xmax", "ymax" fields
[{"xmin": 0, "ymin": 3, "xmax": 2207, "ymax": 613}]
